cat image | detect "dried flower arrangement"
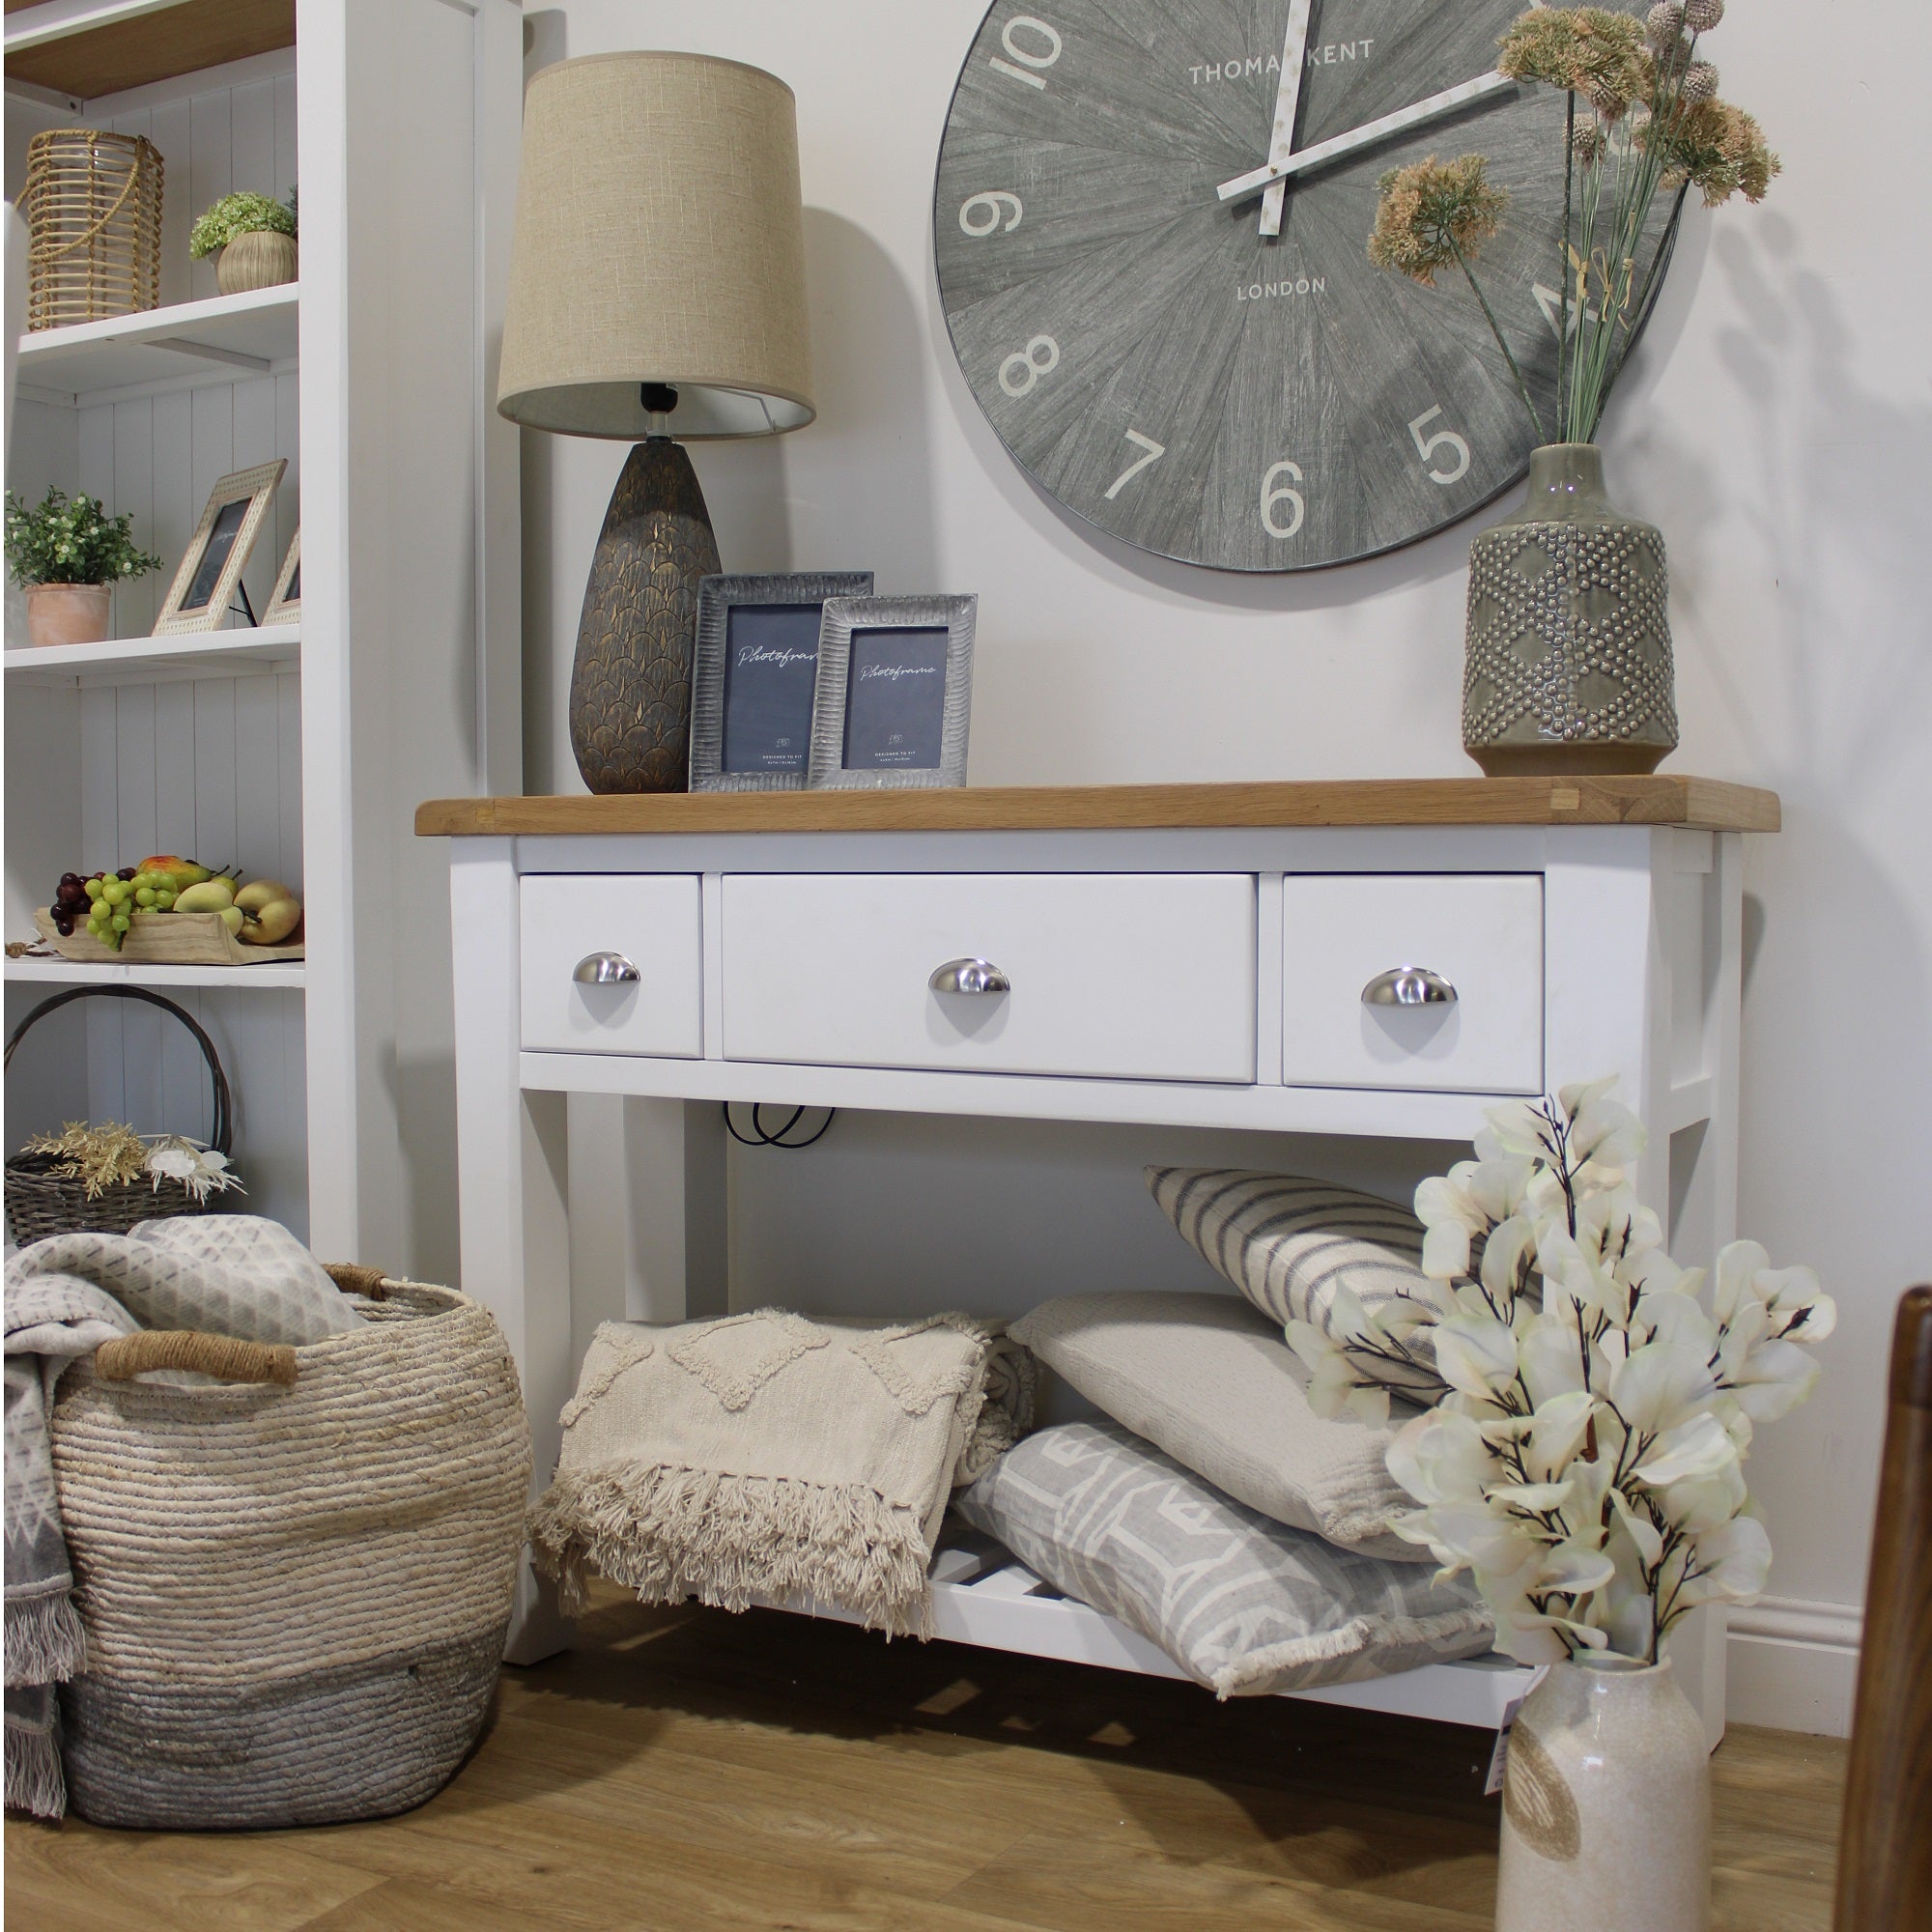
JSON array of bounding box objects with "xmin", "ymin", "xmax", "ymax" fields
[
  {"xmin": 1368, "ymin": 3, "xmax": 1779, "ymax": 443},
  {"xmin": 23, "ymin": 1122, "xmax": 244, "ymax": 1205},
  {"xmin": 1288, "ymin": 1079, "xmax": 1831, "ymax": 1665}
]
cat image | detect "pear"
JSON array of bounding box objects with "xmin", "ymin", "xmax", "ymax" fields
[
  {"xmin": 233, "ymin": 879, "xmax": 295, "ymax": 916},
  {"xmin": 239, "ymin": 895, "xmax": 301, "ymax": 945},
  {"xmin": 138, "ymin": 855, "xmax": 211, "ymax": 889},
  {"xmin": 217, "ymin": 906, "xmax": 245, "ymax": 935},
  {"xmin": 174, "ymin": 877, "xmax": 237, "ymax": 914}
]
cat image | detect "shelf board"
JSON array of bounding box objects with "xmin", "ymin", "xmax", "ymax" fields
[
  {"xmin": 4, "ymin": 622, "xmax": 298, "ymax": 685},
  {"xmin": 4, "ymin": 0, "xmax": 294, "ymax": 101},
  {"xmin": 14, "ymin": 283, "xmax": 298, "ymax": 405},
  {"xmin": 5, "ymin": 954, "xmax": 305, "ymax": 990}
]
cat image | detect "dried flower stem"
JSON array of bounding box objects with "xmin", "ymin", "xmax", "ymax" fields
[{"xmin": 1449, "ymin": 235, "xmax": 1548, "ymax": 443}]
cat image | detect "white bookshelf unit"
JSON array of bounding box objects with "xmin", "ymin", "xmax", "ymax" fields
[{"xmin": 5, "ymin": 0, "xmax": 522, "ymax": 1271}]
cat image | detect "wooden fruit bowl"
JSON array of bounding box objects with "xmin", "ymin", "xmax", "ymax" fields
[{"xmin": 34, "ymin": 907, "xmax": 304, "ymax": 967}]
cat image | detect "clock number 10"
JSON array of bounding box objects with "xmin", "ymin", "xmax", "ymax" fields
[
  {"xmin": 989, "ymin": 15, "xmax": 1062, "ymax": 89},
  {"xmin": 1407, "ymin": 406, "xmax": 1471, "ymax": 486}
]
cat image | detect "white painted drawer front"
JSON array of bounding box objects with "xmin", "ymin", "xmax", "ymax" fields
[
  {"xmin": 521, "ymin": 874, "xmax": 703, "ymax": 1057},
  {"xmin": 1282, "ymin": 874, "xmax": 1543, "ymax": 1093},
  {"xmin": 723, "ymin": 874, "xmax": 1256, "ymax": 1082}
]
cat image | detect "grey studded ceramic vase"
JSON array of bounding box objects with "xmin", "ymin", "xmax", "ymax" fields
[{"xmin": 1463, "ymin": 444, "xmax": 1678, "ymax": 777}]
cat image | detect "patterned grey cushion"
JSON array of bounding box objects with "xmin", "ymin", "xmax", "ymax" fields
[
  {"xmin": 1147, "ymin": 1166, "xmax": 1433, "ymax": 1346},
  {"xmin": 1009, "ymin": 1291, "xmax": 1424, "ymax": 1561},
  {"xmin": 956, "ymin": 1421, "xmax": 1492, "ymax": 1698}
]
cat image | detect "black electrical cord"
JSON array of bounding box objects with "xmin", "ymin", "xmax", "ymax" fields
[{"xmin": 723, "ymin": 1101, "xmax": 834, "ymax": 1150}]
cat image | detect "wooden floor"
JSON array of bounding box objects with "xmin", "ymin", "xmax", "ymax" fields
[{"xmin": 8, "ymin": 1581, "xmax": 1847, "ymax": 1931}]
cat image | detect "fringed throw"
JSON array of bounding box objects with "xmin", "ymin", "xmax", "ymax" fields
[{"xmin": 530, "ymin": 1310, "xmax": 1036, "ymax": 1637}]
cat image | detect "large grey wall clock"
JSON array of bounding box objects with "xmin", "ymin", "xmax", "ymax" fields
[{"xmin": 933, "ymin": 1, "xmax": 1670, "ymax": 572}]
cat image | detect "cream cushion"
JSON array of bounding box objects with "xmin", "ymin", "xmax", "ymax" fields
[{"xmin": 1008, "ymin": 1290, "xmax": 1425, "ymax": 1562}]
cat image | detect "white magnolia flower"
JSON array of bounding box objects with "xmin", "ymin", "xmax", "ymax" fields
[
  {"xmin": 143, "ymin": 1135, "xmax": 243, "ymax": 1205},
  {"xmin": 1365, "ymin": 1077, "xmax": 1829, "ymax": 1664}
]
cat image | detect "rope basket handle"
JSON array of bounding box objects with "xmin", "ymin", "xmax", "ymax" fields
[
  {"xmin": 22, "ymin": 132, "xmax": 155, "ymax": 261},
  {"xmin": 324, "ymin": 1263, "xmax": 391, "ymax": 1300},
  {"xmin": 5, "ymin": 985, "xmax": 233, "ymax": 1156},
  {"xmin": 96, "ymin": 1330, "xmax": 297, "ymax": 1385}
]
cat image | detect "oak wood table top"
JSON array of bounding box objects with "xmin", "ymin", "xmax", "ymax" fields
[{"xmin": 416, "ymin": 775, "xmax": 1780, "ymax": 838}]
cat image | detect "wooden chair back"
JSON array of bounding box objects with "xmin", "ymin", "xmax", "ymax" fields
[{"xmin": 1833, "ymin": 1285, "xmax": 1932, "ymax": 1930}]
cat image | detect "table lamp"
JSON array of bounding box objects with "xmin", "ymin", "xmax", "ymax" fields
[{"xmin": 497, "ymin": 52, "xmax": 815, "ymax": 793}]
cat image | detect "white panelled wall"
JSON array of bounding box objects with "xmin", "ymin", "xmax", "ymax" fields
[{"xmin": 523, "ymin": 0, "xmax": 1931, "ymax": 1735}]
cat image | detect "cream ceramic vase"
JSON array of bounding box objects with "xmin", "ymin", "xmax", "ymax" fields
[
  {"xmin": 25, "ymin": 582, "xmax": 111, "ymax": 647},
  {"xmin": 215, "ymin": 230, "xmax": 298, "ymax": 295},
  {"xmin": 1497, "ymin": 1654, "xmax": 1710, "ymax": 1932}
]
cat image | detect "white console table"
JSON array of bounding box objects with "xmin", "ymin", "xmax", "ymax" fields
[{"xmin": 419, "ymin": 776, "xmax": 1778, "ymax": 1740}]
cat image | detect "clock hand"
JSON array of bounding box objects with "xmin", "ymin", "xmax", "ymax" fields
[
  {"xmin": 1258, "ymin": 0, "xmax": 1315, "ymax": 238},
  {"xmin": 1217, "ymin": 70, "xmax": 1517, "ymax": 203}
]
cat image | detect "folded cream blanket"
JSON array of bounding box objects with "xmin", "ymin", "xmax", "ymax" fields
[{"xmin": 528, "ymin": 1310, "xmax": 1034, "ymax": 1637}]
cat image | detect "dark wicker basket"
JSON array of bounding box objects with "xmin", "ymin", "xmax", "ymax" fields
[{"xmin": 4, "ymin": 986, "xmax": 238, "ymax": 1244}]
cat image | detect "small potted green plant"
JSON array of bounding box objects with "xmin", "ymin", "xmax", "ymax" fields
[
  {"xmin": 5, "ymin": 486, "xmax": 163, "ymax": 648},
  {"xmin": 189, "ymin": 187, "xmax": 298, "ymax": 296}
]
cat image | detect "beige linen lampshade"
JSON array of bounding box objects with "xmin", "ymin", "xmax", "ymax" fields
[{"xmin": 497, "ymin": 51, "xmax": 814, "ymax": 440}]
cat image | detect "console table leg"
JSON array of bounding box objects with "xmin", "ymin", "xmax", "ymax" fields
[{"xmin": 451, "ymin": 840, "xmax": 575, "ymax": 1662}]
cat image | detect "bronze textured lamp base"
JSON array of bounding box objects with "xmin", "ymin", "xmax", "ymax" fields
[{"xmin": 570, "ymin": 438, "xmax": 721, "ymax": 794}]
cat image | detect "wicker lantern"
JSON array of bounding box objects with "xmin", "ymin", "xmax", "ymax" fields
[{"xmin": 21, "ymin": 128, "xmax": 164, "ymax": 331}]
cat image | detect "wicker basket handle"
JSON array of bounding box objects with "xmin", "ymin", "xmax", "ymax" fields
[
  {"xmin": 324, "ymin": 1263, "xmax": 390, "ymax": 1300},
  {"xmin": 4, "ymin": 985, "xmax": 233, "ymax": 1155},
  {"xmin": 96, "ymin": 1330, "xmax": 297, "ymax": 1385}
]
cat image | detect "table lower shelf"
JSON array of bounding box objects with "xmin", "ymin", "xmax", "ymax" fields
[{"xmin": 772, "ymin": 1528, "xmax": 1529, "ymax": 1730}]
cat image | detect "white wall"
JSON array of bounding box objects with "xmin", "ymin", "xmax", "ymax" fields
[{"xmin": 525, "ymin": 0, "xmax": 1932, "ymax": 1733}]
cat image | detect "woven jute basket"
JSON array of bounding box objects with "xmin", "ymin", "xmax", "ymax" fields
[
  {"xmin": 20, "ymin": 128, "xmax": 163, "ymax": 330},
  {"xmin": 51, "ymin": 1275, "xmax": 531, "ymax": 1829},
  {"xmin": 4, "ymin": 986, "xmax": 239, "ymax": 1244}
]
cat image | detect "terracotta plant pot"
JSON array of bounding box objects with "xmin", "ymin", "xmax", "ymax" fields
[
  {"xmin": 215, "ymin": 231, "xmax": 298, "ymax": 296},
  {"xmin": 25, "ymin": 582, "xmax": 111, "ymax": 648}
]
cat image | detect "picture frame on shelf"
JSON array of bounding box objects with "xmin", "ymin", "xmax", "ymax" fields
[
  {"xmin": 152, "ymin": 459, "xmax": 285, "ymax": 635},
  {"xmin": 262, "ymin": 526, "xmax": 300, "ymax": 627},
  {"xmin": 690, "ymin": 571, "xmax": 874, "ymax": 792},
  {"xmin": 806, "ymin": 594, "xmax": 976, "ymax": 790}
]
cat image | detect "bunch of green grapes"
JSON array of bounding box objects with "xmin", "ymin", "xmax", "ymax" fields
[{"xmin": 81, "ymin": 867, "xmax": 145, "ymax": 950}]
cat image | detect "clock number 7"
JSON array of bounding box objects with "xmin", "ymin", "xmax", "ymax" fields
[
  {"xmin": 989, "ymin": 15, "xmax": 1062, "ymax": 89},
  {"xmin": 1407, "ymin": 406, "xmax": 1471, "ymax": 486},
  {"xmin": 1103, "ymin": 430, "xmax": 1166, "ymax": 500}
]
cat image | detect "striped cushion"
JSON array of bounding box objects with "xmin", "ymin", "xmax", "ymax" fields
[{"xmin": 1147, "ymin": 1167, "xmax": 1432, "ymax": 1345}]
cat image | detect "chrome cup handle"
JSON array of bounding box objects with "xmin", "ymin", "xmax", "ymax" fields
[
  {"xmin": 574, "ymin": 951, "xmax": 641, "ymax": 985},
  {"xmin": 1361, "ymin": 966, "xmax": 1458, "ymax": 1009},
  {"xmin": 928, "ymin": 957, "xmax": 1010, "ymax": 995}
]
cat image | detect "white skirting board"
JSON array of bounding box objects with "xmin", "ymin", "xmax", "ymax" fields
[
  {"xmin": 1726, "ymin": 1597, "xmax": 1862, "ymax": 1738},
  {"xmin": 770, "ymin": 1529, "xmax": 1537, "ymax": 1732}
]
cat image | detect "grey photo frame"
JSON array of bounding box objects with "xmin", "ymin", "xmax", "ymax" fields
[
  {"xmin": 807, "ymin": 594, "xmax": 976, "ymax": 790},
  {"xmin": 690, "ymin": 571, "xmax": 874, "ymax": 792}
]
